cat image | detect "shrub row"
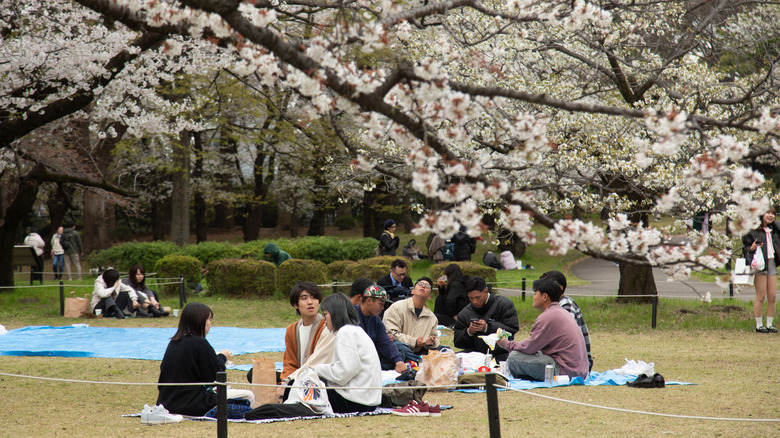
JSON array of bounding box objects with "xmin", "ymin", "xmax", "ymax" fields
[{"xmin": 87, "ymin": 237, "xmax": 379, "ymax": 272}]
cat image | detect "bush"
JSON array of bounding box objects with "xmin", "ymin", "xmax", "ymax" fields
[
  {"xmin": 288, "ymin": 236, "xmax": 345, "ymax": 264},
  {"xmin": 341, "ymin": 238, "xmax": 379, "ymax": 261},
  {"xmin": 179, "ymin": 241, "xmax": 243, "ymax": 265},
  {"xmin": 154, "ymin": 255, "xmax": 203, "ymax": 296},
  {"xmin": 87, "ymin": 241, "xmax": 179, "ymax": 272},
  {"xmin": 334, "ymin": 215, "xmax": 356, "ymax": 230},
  {"xmin": 207, "ymin": 259, "xmax": 277, "ymax": 298},
  {"xmin": 429, "ymin": 261, "xmax": 498, "ymax": 285},
  {"xmin": 327, "ymin": 260, "xmax": 359, "ymax": 282},
  {"xmin": 277, "ymin": 259, "xmax": 329, "ymax": 296},
  {"xmin": 340, "ymin": 256, "xmax": 396, "ymax": 282}
]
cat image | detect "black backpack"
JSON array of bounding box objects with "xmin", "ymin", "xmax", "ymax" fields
[{"xmin": 60, "ymin": 234, "xmax": 71, "ymax": 251}]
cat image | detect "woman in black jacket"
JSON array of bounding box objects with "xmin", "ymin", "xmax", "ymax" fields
[
  {"xmin": 157, "ymin": 303, "xmax": 254, "ymax": 417},
  {"xmin": 742, "ymin": 207, "xmax": 780, "ymax": 333},
  {"xmin": 379, "ymin": 219, "xmax": 400, "ymax": 256},
  {"xmin": 434, "ymin": 263, "xmax": 470, "ymax": 327}
]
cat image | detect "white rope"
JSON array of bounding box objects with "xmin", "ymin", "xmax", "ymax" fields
[
  {"xmin": 500, "ymin": 384, "xmax": 780, "ymax": 422},
  {"xmin": 0, "ymin": 371, "xmax": 207, "ymax": 386}
]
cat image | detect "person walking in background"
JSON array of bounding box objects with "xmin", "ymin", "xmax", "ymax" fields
[
  {"xmin": 379, "ymin": 219, "xmax": 400, "ymax": 256},
  {"xmin": 50, "ymin": 226, "xmax": 65, "ymax": 280},
  {"xmin": 742, "ymin": 207, "xmax": 780, "ymax": 333},
  {"xmin": 62, "ymin": 223, "xmax": 83, "ymax": 281},
  {"xmin": 23, "ymin": 227, "xmax": 45, "ymax": 283}
]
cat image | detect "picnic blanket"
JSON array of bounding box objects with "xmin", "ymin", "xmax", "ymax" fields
[
  {"xmin": 0, "ymin": 325, "xmax": 285, "ymax": 360},
  {"xmin": 124, "ymin": 408, "xmax": 394, "ymax": 423},
  {"xmin": 453, "ymin": 370, "xmax": 692, "ymax": 392}
]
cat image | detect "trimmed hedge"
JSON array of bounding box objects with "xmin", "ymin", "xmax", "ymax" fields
[
  {"xmin": 429, "ymin": 262, "xmax": 498, "ymax": 285},
  {"xmin": 340, "ymin": 238, "xmax": 380, "ymax": 261},
  {"xmin": 340, "ymin": 256, "xmax": 396, "ymax": 282},
  {"xmin": 87, "ymin": 241, "xmax": 179, "ymax": 272},
  {"xmin": 326, "ymin": 260, "xmax": 359, "ymax": 282},
  {"xmin": 180, "ymin": 241, "xmax": 243, "ymax": 265},
  {"xmin": 207, "ymin": 258, "xmax": 277, "ymax": 298},
  {"xmin": 288, "ymin": 237, "xmax": 345, "ymax": 264},
  {"xmin": 277, "ymin": 259, "xmax": 329, "ymax": 296},
  {"xmin": 154, "ymin": 255, "xmax": 203, "ymax": 296}
]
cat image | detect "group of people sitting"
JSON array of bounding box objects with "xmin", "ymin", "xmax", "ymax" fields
[
  {"xmin": 91, "ymin": 265, "xmax": 170, "ymax": 318},
  {"xmin": 147, "ymin": 259, "xmax": 594, "ymax": 421}
]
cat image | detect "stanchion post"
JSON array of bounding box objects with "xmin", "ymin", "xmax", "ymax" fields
[
  {"xmin": 59, "ymin": 281, "xmax": 65, "ymax": 316},
  {"xmin": 651, "ymin": 290, "xmax": 658, "ymax": 329},
  {"xmin": 521, "ymin": 277, "xmax": 526, "ymax": 302},
  {"xmin": 216, "ymin": 371, "xmax": 227, "ymax": 438},
  {"xmin": 485, "ymin": 372, "xmax": 501, "ymax": 438},
  {"xmin": 332, "ymin": 278, "xmax": 337, "ymax": 295},
  {"xmin": 178, "ymin": 275, "xmax": 186, "ymax": 309}
]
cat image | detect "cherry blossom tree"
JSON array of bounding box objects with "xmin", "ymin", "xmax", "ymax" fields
[{"xmin": 12, "ymin": 0, "xmax": 780, "ymax": 297}]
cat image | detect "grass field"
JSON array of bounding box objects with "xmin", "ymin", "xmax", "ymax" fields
[
  {"xmin": 2, "ymin": 223, "xmax": 777, "ymax": 437},
  {"xmin": 1, "ymin": 279, "xmax": 778, "ymax": 437}
]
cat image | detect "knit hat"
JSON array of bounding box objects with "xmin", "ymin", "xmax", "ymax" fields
[
  {"xmin": 363, "ymin": 285, "xmax": 392, "ymax": 303},
  {"xmin": 384, "ymin": 219, "xmax": 396, "ymax": 230}
]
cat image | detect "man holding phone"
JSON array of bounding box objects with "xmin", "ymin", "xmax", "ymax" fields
[{"xmin": 453, "ymin": 277, "xmax": 519, "ymax": 361}]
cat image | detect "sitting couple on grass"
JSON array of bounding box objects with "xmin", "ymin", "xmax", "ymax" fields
[{"xmin": 91, "ymin": 265, "xmax": 169, "ymax": 319}]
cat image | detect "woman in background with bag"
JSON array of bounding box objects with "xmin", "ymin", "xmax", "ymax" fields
[{"xmin": 742, "ymin": 207, "xmax": 780, "ymax": 333}]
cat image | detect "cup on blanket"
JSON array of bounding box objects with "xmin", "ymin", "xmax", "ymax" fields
[
  {"xmin": 95, "ymin": 309, "xmax": 102, "ymax": 316},
  {"xmin": 499, "ymin": 361, "xmax": 508, "ymax": 376},
  {"xmin": 173, "ymin": 309, "xmax": 179, "ymax": 317}
]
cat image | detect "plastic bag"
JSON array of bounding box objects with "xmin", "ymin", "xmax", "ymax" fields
[
  {"xmin": 613, "ymin": 358, "xmax": 654, "ymax": 376},
  {"xmin": 285, "ymin": 367, "xmax": 332, "ymax": 415},
  {"xmin": 419, "ymin": 349, "xmax": 459, "ymax": 390},
  {"xmin": 752, "ymin": 248, "xmax": 765, "ymax": 271}
]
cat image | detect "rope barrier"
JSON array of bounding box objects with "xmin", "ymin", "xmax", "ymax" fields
[
  {"xmin": 0, "ymin": 281, "xmax": 183, "ymax": 290},
  {"xmin": 499, "ymin": 384, "xmax": 780, "ymax": 422},
  {"xmin": 3, "ymin": 370, "xmax": 777, "ymax": 423}
]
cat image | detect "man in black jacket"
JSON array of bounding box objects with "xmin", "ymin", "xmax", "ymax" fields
[
  {"xmin": 453, "ymin": 277, "xmax": 519, "ymax": 361},
  {"xmin": 377, "ymin": 258, "xmax": 414, "ymax": 303}
]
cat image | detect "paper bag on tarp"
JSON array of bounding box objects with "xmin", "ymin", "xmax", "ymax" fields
[
  {"xmin": 251, "ymin": 358, "xmax": 277, "ymax": 407},
  {"xmin": 418, "ymin": 349, "xmax": 458, "ymax": 391},
  {"xmin": 64, "ymin": 292, "xmax": 92, "ymax": 318}
]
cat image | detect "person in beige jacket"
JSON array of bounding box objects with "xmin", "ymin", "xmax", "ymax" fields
[{"xmin": 383, "ymin": 276, "xmax": 440, "ymax": 362}]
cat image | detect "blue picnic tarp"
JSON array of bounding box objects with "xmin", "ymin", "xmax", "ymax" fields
[{"xmin": 0, "ymin": 325, "xmax": 285, "ymax": 360}]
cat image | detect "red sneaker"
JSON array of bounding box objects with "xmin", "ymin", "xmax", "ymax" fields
[
  {"xmin": 426, "ymin": 402, "xmax": 442, "ymax": 417},
  {"xmin": 391, "ymin": 400, "xmax": 429, "ymax": 417}
]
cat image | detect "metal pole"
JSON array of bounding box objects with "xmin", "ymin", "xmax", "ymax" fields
[
  {"xmin": 521, "ymin": 277, "xmax": 526, "ymax": 302},
  {"xmin": 59, "ymin": 281, "xmax": 65, "ymax": 316},
  {"xmin": 332, "ymin": 278, "xmax": 337, "ymax": 295},
  {"xmin": 216, "ymin": 371, "xmax": 228, "ymax": 438},
  {"xmin": 485, "ymin": 372, "xmax": 501, "ymax": 438},
  {"xmin": 179, "ymin": 275, "xmax": 186, "ymax": 308},
  {"xmin": 651, "ymin": 290, "xmax": 658, "ymax": 329}
]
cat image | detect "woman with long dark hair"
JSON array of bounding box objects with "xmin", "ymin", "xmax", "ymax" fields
[
  {"xmin": 742, "ymin": 207, "xmax": 780, "ymax": 333},
  {"xmin": 156, "ymin": 303, "xmax": 253, "ymax": 416},
  {"xmin": 434, "ymin": 263, "xmax": 470, "ymax": 327},
  {"xmin": 123, "ymin": 264, "xmax": 168, "ymax": 317}
]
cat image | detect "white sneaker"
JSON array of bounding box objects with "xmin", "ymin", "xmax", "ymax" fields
[
  {"xmin": 140, "ymin": 404, "xmax": 153, "ymax": 424},
  {"xmin": 143, "ymin": 404, "xmax": 183, "ymax": 425}
]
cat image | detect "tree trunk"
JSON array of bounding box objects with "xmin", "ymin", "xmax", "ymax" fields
[
  {"xmin": 307, "ymin": 208, "xmax": 326, "ymax": 236},
  {"xmin": 617, "ymin": 262, "xmax": 656, "ymax": 303},
  {"xmin": 82, "ymin": 189, "xmax": 113, "ymax": 253},
  {"xmin": 151, "ymin": 197, "xmax": 169, "ymax": 241},
  {"xmin": 192, "ymin": 132, "xmax": 207, "ymax": 243},
  {"xmin": 402, "ymin": 194, "xmax": 414, "ymax": 234},
  {"xmin": 243, "ymin": 149, "xmax": 274, "ymax": 242},
  {"xmin": 0, "ymin": 167, "xmax": 43, "ymax": 288},
  {"xmin": 170, "ymin": 132, "xmax": 191, "ymax": 246},
  {"xmin": 363, "ymin": 189, "xmax": 376, "ymax": 238}
]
